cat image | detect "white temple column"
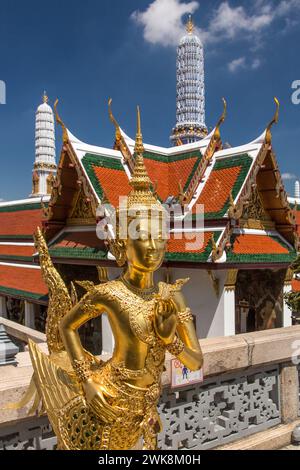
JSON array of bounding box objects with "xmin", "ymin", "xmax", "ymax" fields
[
  {"xmin": 0, "ymin": 296, "xmax": 7, "ymax": 318},
  {"xmin": 222, "ymin": 269, "xmax": 238, "ymax": 336},
  {"xmin": 101, "ymin": 313, "xmax": 114, "ymax": 355},
  {"xmin": 283, "ymin": 282, "xmax": 293, "ymax": 327},
  {"xmin": 223, "ymin": 288, "xmax": 236, "ymax": 336},
  {"xmin": 24, "ymin": 301, "xmax": 36, "ymax": 329}
]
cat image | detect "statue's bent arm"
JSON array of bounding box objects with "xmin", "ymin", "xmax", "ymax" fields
[
  {"xmin": 176, "ymin": 320, "xmax": 203, "ymax": 371},
  {"xmin": 59, "ymin": 288, "xmax": 111, "ymax": 364},
  {"xmin": 171, "ymin": 290, "xmax": 203, "ymax": 371}
]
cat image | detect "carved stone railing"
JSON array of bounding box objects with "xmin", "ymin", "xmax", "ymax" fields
[{"xmin": 0, "ymin": 326, "xmax": 299, "ymax": 450}]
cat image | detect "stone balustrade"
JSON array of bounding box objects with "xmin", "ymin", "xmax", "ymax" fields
[{"xmin": 0, "ymin": 321, "xmax": 299, "ymax": 450}]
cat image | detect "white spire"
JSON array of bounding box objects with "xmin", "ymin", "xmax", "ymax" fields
[
  {"xmin": 30, "ymin": 92, "xmax": 57, "ymax": 197},
  {"xmin": 295, "ymin": 180, "xmax": 300, "ymax": 199},
  {"xmin": 170, "ymin": 15, "xmax": 207, "ymax": 145}
]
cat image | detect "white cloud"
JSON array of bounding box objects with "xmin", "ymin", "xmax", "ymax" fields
[
  {"xmin": 228, "ymin": 57, "xmax": 261, "ymax": 72},
  {"xmin": 228, "ymin": 57, "xmax": 246, "ymax": 73},
  {"xmin": 132, "ymin": 0, "xmax": 300, "ymax": 47},
  {"xmin": 200, "ymin": 0, "xmax": 300, "ymax": 45},
  {"xmin": 282, "ymin": 173, "xmax": 297, "ymax": 181},
  {"xmin": 131, "ymin": 0, "xmax": 199, "ymax": 47},
  {"xmin": 251, "ymin": 58, "xmax": 261, "ymax": 69}
]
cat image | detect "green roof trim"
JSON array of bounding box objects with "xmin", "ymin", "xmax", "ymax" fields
[
  {"xmin": 0, "ymin": 235, "xmax": 34, "ymax": 240},
  {"xmin": 0, "ymin": 255, "xmax": 34, "ymax": 262},
  {"xmin": 143, "ymin": 149, "xmax": 202, "ymax": 164},
  {"xmin": 49, "ymin": 246, "xmax": 108, "ymax": 260},
  {"xmin": 165, "ymin": 231, "xmax": 220, "ymax": 263},
  {"xmin": 0, "ymin": 202, "xmax": 47, "ymax": 213},
  {"xmin": 82, "ymin": 153, "xmax": 126, "ymax": 200},
  {"xmin": 0, "ymin": 285, "xmax": 48, "ymax": 302},
  {"xmin": 193, "ymin": 153, "xmax": 253, "ymax": 220}
]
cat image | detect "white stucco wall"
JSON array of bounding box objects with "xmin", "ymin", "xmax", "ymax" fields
[{"xmin": 156, "ymin": 268, "xmax": 229, "ymax": 339}]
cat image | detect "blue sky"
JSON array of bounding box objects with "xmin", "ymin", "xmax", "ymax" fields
[{"xmin": 0, "ymin": 0, "xmax": 300, "ymax": 200}]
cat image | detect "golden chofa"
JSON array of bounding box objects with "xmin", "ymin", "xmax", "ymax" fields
[{"xmin": 16, "ymin": 106, "xmax": 203, "ymax": 450}]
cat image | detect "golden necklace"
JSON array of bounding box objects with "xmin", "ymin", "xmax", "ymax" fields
[{"xmin": 120, "ymin": 275, "xmax": 157, "ymax": 300}]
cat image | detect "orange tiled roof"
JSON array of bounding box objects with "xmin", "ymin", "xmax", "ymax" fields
[
  {"xmin": 192, "ymin": 154, "xmax": 253, "ymax": 220},
  {"xmin": 83, "ymin": 151, "xmax": 201, "ymax": 205},
  {"xmin": 92, "ymin": 165, "xmax": 131, "ymax": 206},
  {"xmin": 226, "ymin": 232, "xmax": 296, "ymax": 264},
  {"xmin": 0, "ymin": 264, "xmax": 47, "ymax": 298},
  {"xmin": 144, "ymin": 156, "xmax": 199, "ymax": 201},
  {"xmin": 232, "ymin": 234, "xmax": 289, "ymax": 255},
  {"xmin": 0, "ymin": 204, "xmax": 44, "ymax": 237},
  {"xmin": 166, "ymin": 231, "xmax": 219, "ymax": 262},
  {"xmin": 0, "ymin": 245, "xmax": 35, "ymax": 257},
  {"xmin": 196, "ymin": 167, "xmax": 241, "ymax": 213},
  {"xmin": 167, "ymin": 231, "xmax": 212, "ymax": 253}
]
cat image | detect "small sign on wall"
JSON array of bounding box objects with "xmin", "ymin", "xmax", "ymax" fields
[{"xmin": 171, "ymin": 358, "xmax": 204, "ymax": 389}]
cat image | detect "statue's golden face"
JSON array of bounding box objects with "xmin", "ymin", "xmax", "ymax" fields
[{"xmin": 125, "ymin": 216, "xmax": 166, "ymax": 272}]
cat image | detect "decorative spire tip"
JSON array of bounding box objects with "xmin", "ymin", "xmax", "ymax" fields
[
  {"xmin": 134, "ymin": 105, "xmax": 144, "ymax": 155},
  {"xmin": 186, "ymin": 14, "xmax": 194, "ymax": 34}
]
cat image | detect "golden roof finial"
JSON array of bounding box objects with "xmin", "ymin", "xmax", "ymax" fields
[
  {"xmin": 108, "ymin": 98, "xmax": 121, "ymax": 145},
  {"xmin": 54, "ymin": 99, "xmax": 68, "ymax": 143},
  {"xmin": 43, "ymin": 91, "xmax": 48, "ymax": 104},
  {"xmin": 213, "ymin": 97, "xmax": 227, "ymax": 142},
  {"xmin": 186, "ymin": 14, "xmax": 194, "ymax": 34},
  {"xmin": 265, "ymin": 97, "xmax": 280, "ymax": 145},
  {"xmin": 134, "ymin": 106, "xmax": 145, "ymax": 156}
]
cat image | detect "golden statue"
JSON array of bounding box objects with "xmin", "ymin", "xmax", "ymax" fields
[{"xmin": 20, "ymin": 107, "xmax": 203, "ymax": 450}]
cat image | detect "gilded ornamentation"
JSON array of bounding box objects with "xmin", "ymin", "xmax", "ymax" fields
[
  {"xmin": 47, "ymin": 173, "xmax": 55, "ymax": 195},
  {"xmin": 207, "ymin": 270, "xmax": 220, "ymax": 297},
  {"xmin": 225, "ymin": 269, "xmax": 238, "ymax": 291},
  {"xmin": 54, "ymin": 99, "xmax": 69, "ymax": 144},
  {"xmin": 16, "ymin": 106, "xmax": 203, "ymax": 451},
  {"xmin": 166, "ymin": 335, "xmax": 185, "ymax": 356},
  {"xmin": 265, "ymin": 97, "xmax": 279, "ymax": 145},
  {"xmin": 73, "ymin": 358, "xmax": 93, "ymax": 382},
  {"xmin": 68, "ymin": 187, "xmax": 95, "ymax": 222},
  {"xmin": 32, "ymin": 171, "xmax": 39, "ymax": 195}
]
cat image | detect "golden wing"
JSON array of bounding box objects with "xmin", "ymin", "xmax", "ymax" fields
[
  {"xmin": 29, "ymin": 340, "xmax": 108, "ymax": 450},
  {"xmin": 34, "ymin": 227, "xmax": 73, "ymax": 353},
  {"xmin": 28, "ymin": 340, "xmax": 83, "ymax": 444}
]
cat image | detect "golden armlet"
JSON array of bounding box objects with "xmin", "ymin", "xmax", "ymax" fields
[
  {"xmin": 81, "ymin": 298, "xmax": 99, "ymax": 320},
  {"xmin": 167, "ymin": 336, "xmax": 185, "ymax": 356},
  {"xmin": 73, "ymin": 358, "xmax": 93, "ymax": 382},
  {"xmin": 177, "ymin": 307, "xmax": 193, "ymax": 324}
]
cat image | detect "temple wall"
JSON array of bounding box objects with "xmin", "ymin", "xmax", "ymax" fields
[
  {"xmin": 0, "ymin": 323, "xmax": 299, "ymax": 450},
  {"xmin": 161, "ymin": 268, "xmax": 228, "ymax": 338}
]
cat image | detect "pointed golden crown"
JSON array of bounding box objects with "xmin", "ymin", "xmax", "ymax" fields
[{"xmin": 127, "ymin": 107, "xmax": 162, "ymax": 209}]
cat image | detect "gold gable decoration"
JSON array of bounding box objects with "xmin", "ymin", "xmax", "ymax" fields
[
  {"xmin": 67, "ymin": 187, "xmax": 96, "ymax": 226},
  {"xmin": 240, "ymin": 186, "xmax": 275, "ymax": 230}
]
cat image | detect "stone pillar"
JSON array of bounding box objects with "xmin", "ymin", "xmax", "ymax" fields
[
  {"xmin": 223, "ymin": 288, "xmax": 236, "ymax": 336},
  {"xmin": 0, "ymin": 297, "xmax": 7, "ymax": 318},
  {"xmin": 101, "ymin": 313, "xmax": 114, "ymax": 355},
  {"xmin": 283, "ymin": 283, "xmax": 293, "ymax": 328},
  {"xmin": 280, "ymin": 363, "xmax": 299, "ymax": 424},
  {"xmin": 24, "ymin": 302, "xmax": 35, "ymax": 330},
  {"xmin": 223, "ymin": 270, "xmax": 238, "ymax": 337}
]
